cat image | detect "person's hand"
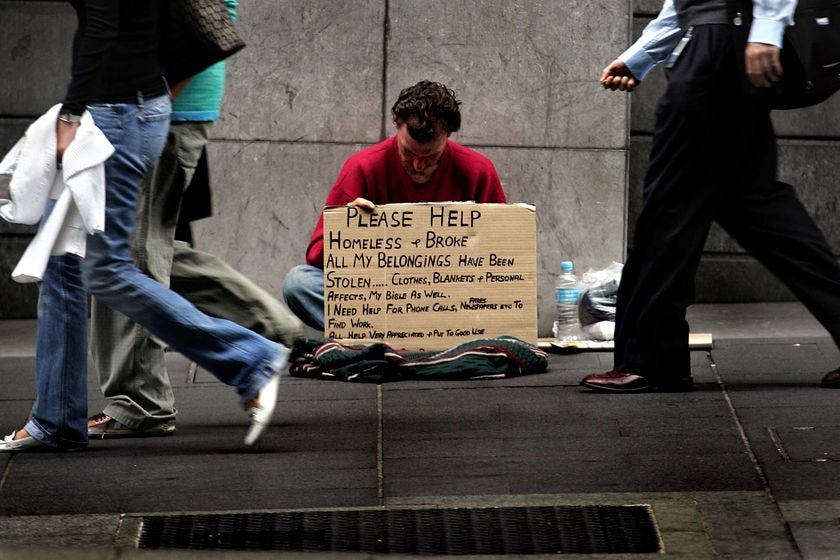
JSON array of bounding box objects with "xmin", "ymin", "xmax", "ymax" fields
[
  {"xmin": 745, "ymin": 42, "xmax": 782, "ymax": 88},
  {"xmin": 348, "ymin": 197, "xmax": 375, "ymax": 211},
  {"xmin": 600, "ymin": 59, "xmax": 638, "ymax": 92},
  {"xmin": 55, "ymin": 119, "xmax": 80, "ymax": 166}
]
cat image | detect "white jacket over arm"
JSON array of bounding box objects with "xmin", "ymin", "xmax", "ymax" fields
[{"xmin": 0, "ymin": 103, "xmax": 113, "ymax": 282}]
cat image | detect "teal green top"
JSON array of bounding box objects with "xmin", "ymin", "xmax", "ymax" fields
[{"xmin": 171, "ymin": 0, "xmax": 238, "ymax": 122}]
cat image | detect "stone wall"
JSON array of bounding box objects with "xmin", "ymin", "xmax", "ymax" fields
[
  {"xmin": 2, "ymin": 1, "xmax": 836, "ymax": 333},
  {"xmin": 196, "ymin": 0, "xmax": 630, "ymax": 338},
  {"xmin": 0, "ymin": 0, "xmax": 631, "ymax": 337}
]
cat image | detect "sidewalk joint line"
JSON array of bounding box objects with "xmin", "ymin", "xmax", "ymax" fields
[
  {"xmin": 766, "ymin": 427, "xmax": 791, "ymax": 462},
  {"xmin": 0, "ymin": 456, "xmax": 12, "ymax": 491},
  {"xmin": 693, "ymin": 499, "xmax": 722, "ymax": 557},
  {"xmin": 376, "ymin": 384, "xmax": 385, "ymax": 504},
  {"xmin": 710, "ymin": 355, "xmax": 803, "ymax": 557},
  {"xmin": 710, "ymin": 361, "xmax": 771, "ymax": 487}
]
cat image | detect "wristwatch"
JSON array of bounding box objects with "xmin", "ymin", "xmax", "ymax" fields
[{"xmin": 57, "ymin": 112, "xmax": 82, "ymax": 125}]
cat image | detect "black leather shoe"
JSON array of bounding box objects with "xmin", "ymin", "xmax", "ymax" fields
[
  {"xmin": 580, "ymin": 370, "xmax": 693, "ymax": 393},
  {"xmin": 821, "ymin": 367, "xmax": 840, "ymax": 388}
]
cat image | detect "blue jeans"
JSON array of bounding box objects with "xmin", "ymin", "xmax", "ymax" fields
[
  {"xmin": 91, "ymin": 121, "xmax": 302, "ymax": 430},
  {"xmin": 26, "ymin": 95, "xmax": 285, "ymax": 449},
  {"xmin": 282, "ymin": 264, "xmax": 325, "ymax": 330}
]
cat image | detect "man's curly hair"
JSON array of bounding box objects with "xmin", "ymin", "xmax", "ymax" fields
[{"xmin": 391, "ymin": 81, "xmax": 462, "ymax": 143}]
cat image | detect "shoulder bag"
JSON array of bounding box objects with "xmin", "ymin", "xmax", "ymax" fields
[{"xmin": 161, "ymin": 0, "xmax": 246, "ymax": 86}]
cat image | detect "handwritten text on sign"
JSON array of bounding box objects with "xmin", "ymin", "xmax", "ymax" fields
[{"xmin": 323, "ymin": 202, "xmax": 537, "ymax": 350}]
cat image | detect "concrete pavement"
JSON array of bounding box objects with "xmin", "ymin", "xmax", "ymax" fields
[{"xmin": 0, "ymin": 302, "xmax": 839, "ymax": 559}]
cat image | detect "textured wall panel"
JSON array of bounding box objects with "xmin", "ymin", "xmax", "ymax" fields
[
  {"xmin": 387, "ymin": 0, "xmax": 629, "ymax": 149},
  {"xmin": 482, "ymin": 147, "xmax": 626, "ymax": 334},
  {"xmin": 0, "ymin": 117, "xmax": 36, "ymax": 319},
  {"xmin": 0, "ymin": 120, "xmax": 37, "ymax": 235},
  {"xmin": 695, "ymin": 255, "xmax": 794, "ymax": 303},
  {"xmin": 772, "ymin": 102, "xmax": 840, "ymax": 139},
  {"xmin": 777, "ymin": 141, "xmax": 840, "ymax": 251},
  {"xmin": 215, "ymin": 1, "xmax": 385, "ymax": 143},
  {"xmin": 191, "ymin": 141, "xmax": 366, "ymax": 297},
  {"xmin": 0, "ymin": 0, "xmax": 635, "ymax": 326},
  {"xmin": 0, "ymin": 239, "xmax": 38, "ymax": 318},
  {"xmin": 0, "ymin": 119, "xmax": 30, "ymax": 154},
  {"xmin": 0, "ymin": 124, "xmax": 37, "ymax": 241},
  {"xmin": 635, "ymin": 0, "xmax": 665, "ymax": 14},
  {"xmin": 0, "ymin": 1, "xmax": 75, "ymax": 116}
]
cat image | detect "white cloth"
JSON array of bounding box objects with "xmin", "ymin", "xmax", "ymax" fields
[{"xmin": 0, "ymin": 104, "xmax": 114, "ymax": 282}]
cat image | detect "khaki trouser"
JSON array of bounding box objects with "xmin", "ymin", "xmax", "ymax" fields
[{"xmin": 90, "ymin": 122, "xmax": 302, "ymax": 430}]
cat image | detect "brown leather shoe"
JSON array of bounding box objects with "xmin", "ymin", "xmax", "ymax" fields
[
  {"xmin": 821, "ymin": 367, "xmax": 840, "ymax": 388},
  {"xmin": 580, "ymin": 370, "xmax": 693, "ymax": 393}
]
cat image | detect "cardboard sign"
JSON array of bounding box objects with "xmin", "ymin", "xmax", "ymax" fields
[{"xmin": 323, "ymin": 202, "xmax": 537, "ymax": 350}]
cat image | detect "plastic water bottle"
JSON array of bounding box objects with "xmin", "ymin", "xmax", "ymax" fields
[{"xmin": 554, "ymin": 261, "xmax": 581, "ymax": 343}]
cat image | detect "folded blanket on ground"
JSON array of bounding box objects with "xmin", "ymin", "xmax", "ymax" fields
[{"xmin": 288, "ymin": 336, "xmax": 548, "ymax": 382}]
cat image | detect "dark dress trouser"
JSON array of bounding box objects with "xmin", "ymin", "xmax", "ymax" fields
[{"xmin": 614, "ymin": 23, "xmax": 840, "ymax": 381}]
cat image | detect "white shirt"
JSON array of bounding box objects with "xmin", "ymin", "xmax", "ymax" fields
[{"xmin": 0, "ymin": 104, "xmax": 114, "ymax": 282}]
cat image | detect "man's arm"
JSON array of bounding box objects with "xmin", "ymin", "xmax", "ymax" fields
[
  {"xmin": 745, "ymin": 0, "xmax": 798, "ymax": 88},
  {"xmin": 602, "ymin": 0, "xmax": 682, "ymax": 92}
]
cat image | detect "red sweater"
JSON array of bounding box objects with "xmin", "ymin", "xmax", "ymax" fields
[{"xmin": 305, "ymin": 136, "xmax": 507, "ymax": 267}]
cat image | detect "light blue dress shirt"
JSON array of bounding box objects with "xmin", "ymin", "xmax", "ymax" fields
[{"xmin": 619, "ymin": 0, "xmax": 798, "ymax": 81}]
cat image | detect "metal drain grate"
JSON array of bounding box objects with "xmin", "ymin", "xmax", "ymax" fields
[{"xmin": 137, "ymin": 505, "xmax": 660, "ymax": 554}]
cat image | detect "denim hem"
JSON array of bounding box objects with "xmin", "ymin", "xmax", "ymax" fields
[
  {"xmin": 239, "ymin": 345, "xmax": 290, "ymax": 403},
  {"xmin": 25, "ymin": 418, "xmax": 88, "ymax": 450}
]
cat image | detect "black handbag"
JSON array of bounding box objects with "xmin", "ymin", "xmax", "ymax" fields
[
  {"xmin": 160, "ymin": 0, "xmax": 246, "ymax": 86},
  {"xmin": 772, "ymin": 0, "xmax": 840, "ymax": 109}
]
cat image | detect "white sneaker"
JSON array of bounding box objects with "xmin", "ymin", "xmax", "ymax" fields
[
  {"xmin": 244, "ymin": 374, "xmax": 280, "ymax": 447},
  {"xmin": 0, "ymin": 431, "xmax": 45, "ymax": 453}
]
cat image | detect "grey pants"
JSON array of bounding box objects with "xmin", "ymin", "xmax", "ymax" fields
[{"xmin": 90, "ymin": 121, "xmax": 302, "ymax": 430}]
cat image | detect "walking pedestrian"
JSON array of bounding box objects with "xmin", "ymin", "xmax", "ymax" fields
[
  {"xmin": 582, "ymin": 0, "xmax": 840, "ymax": 392},
  {"xmin": 1, "ymin": 0, "xmax": 286, "ymax": 452},
  {"xmin": 87, "ymin": 0, "xmax": 303, "ymax": 439}
]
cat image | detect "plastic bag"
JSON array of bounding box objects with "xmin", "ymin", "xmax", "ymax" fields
[{"xmin": 577, "ymin": 262, "xmax": 623, "ymax": 340}]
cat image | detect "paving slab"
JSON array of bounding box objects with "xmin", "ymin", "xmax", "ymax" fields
[{"xmin": 2, "ymin": 303, "xmax": 840, "ymax": 558}]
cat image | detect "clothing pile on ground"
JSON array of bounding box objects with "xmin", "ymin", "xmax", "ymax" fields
[{"xmin": 289, "ymin": 336, "xmax": 548, "ymax": 382}]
